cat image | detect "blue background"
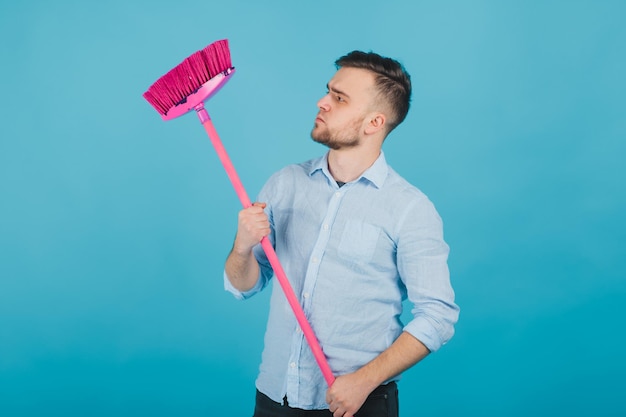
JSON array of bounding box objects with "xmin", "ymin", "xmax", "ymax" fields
[{"xmin": 1, "ymin": 1, "xmax": 624, "ymax": 415}]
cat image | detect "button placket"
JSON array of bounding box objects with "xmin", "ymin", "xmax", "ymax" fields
[
  {"xmin": 301, "ymin": 189, "xmax": 343, "ymax": 310},
  {"xmin": 287, "ymin": 187, "xmax": 345, "ymax": 404}
]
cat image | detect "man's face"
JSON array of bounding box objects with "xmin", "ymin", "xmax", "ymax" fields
[{"xmin": 311, "ymin": 67, "xmax": 377, "ymax": 150}]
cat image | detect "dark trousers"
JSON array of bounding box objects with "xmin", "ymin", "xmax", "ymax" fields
[{"xmin": 252, "ymin": 382, "xmax": 398, "ymax": 417}]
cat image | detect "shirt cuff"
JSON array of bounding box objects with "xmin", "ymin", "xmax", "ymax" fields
[
  {"xmin": 223, "ymin": 270, "xmax": 264, "ymax": 300},
  {"xmin": 403, "ymin": 315, "xmax": 455, "ymax": 353}
]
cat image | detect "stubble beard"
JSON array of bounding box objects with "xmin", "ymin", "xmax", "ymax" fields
[{"xmin": 311, "ymin": 119, "xmax": 362, "ymax": 151}]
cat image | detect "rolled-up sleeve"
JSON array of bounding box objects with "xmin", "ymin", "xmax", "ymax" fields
[
  {"xmin": 223, "ymin": 268, "xmax": 266, "ymax": 300},
  {"xmin": 398, "ymin": 197, "xmax": 459, "ymax": 352}
]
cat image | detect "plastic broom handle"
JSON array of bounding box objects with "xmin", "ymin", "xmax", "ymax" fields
[{"xmin": 197, "ymin": 108, "xmax": 336, "ymax": 386}]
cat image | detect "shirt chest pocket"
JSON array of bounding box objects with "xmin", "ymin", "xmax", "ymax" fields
[{"xmin": 337, "ymin": 220, "xmax": 381, "ymax": 262}]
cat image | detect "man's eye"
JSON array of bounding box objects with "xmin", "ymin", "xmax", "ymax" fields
[{"xmin": 335, "ymin": 95, "xmax": 344, "ymax": 102}]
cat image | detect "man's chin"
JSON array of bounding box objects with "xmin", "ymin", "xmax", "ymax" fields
[
  {"xmin": 311, "ymin": 128, "xmax": 326, "ymax": 143},
  {"xmin": 311, "ymin": 132, "xmax": 329, "ymax": 146}
]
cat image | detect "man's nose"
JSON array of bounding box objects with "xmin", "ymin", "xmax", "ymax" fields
[{"xmin": 317, "ymin": 94, "xmax": 331, "ymax": 111}]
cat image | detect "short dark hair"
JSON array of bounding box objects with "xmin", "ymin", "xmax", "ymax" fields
[{"xmin": 335, "ymin": 50, "xmax": 412, "ymax": 133}]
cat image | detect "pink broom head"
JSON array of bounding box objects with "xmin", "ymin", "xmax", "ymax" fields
[{"xmin": 143, "ymin": 39, "xmax": 235, "ymax": 121}]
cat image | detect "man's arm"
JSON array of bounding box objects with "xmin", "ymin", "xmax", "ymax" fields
[
  {"xmin": 326, "ymin": 331, "xmax": 429, "ymax": 417},
  {"xmin": 224, "ymin": 202, "xmax": 270, "ymax": 292}
]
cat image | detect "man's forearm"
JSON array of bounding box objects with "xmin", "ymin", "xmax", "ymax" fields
[
  {"xmin": 357, "ymin": 331, "xmax": 430, "ymax": 387},
  {"xmin": 225, "ymin": 246, "xmax": 260, "ymax": 292}
]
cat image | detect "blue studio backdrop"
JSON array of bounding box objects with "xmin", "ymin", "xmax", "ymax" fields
[{"xmin": 1, "ymin": 1, "xmax": 624, "ymax": 416}]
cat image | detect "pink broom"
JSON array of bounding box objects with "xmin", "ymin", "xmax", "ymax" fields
[{"xmin": 142, "ymin": 39, "xmax": 335, "ymax": 386}]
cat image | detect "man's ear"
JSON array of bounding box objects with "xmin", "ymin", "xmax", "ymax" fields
[{"xmin": 364, "ymin": 112, "xmax": 386, "ymax": 135}]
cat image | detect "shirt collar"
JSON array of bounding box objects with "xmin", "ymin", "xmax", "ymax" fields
[{"xmin": 309, "ymin": 151, "xmax": 389, "ymax": 189}]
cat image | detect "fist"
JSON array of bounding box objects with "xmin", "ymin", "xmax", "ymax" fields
[{"xmin": 234, "ymin": 202, "xmax": 270, "ymax": 252}]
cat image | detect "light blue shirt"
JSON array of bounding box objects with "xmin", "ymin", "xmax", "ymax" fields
[{"xmin": 225, "ymin": 151, "xmax": 459, "ymax": 409}]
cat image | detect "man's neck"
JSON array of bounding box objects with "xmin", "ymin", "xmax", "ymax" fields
[{"xmin": 327, "ymin": 147, "xmax": 381, "ymax": 184}]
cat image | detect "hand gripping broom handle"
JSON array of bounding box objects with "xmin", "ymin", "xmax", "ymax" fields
[{"xmin": 195, "ymin": 105, "xmax": 336, "ymax": 386}]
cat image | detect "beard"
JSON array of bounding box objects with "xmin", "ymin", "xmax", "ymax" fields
[{"xmin": 311, "ymin": 118, "xmax": 362, "ymax": 150}]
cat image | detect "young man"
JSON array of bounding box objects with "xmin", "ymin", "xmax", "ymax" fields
[{"xmin": 224, "ymin": 50, "xmax": 459, "ymax": 417}]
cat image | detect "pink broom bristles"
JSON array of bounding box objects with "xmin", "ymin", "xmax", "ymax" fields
[{"xmin": 143, "ymin": 39, "xmax": 232, "ymax": 116}]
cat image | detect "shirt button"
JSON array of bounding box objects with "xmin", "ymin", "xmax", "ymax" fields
[
  {"xmin": 323, "ymin": 224, "xmax": 329, "ymax": 231},
  {"xmin": 335, "ymin": 192, "xmax": 341, "ymax": 198},
  {"xmin": 303, "ymin": 292, "xmax": 310, "ymax": 299},
  {"xmin": 312, "ymin": 257, "xmax": 319, "ymax": 264},
  {"xmin": 290, "ymin": 362, "xmax": 296, "ymax": 368}
]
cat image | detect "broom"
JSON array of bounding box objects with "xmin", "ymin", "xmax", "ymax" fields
[{"xmin": 142, "ymin": 39, "xmax": 335, "ymax": 386}]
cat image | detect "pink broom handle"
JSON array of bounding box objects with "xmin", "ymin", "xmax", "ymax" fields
[{"xmin": 195, "ymin": 105, "xmax": 336, "ymax": 387}]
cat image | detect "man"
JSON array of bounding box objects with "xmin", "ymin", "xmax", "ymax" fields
[{"xmin": 224, "ymin": 50, "xmax": 459, "ymax": 417}]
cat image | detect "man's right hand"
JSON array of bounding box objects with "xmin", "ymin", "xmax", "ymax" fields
[
  {"xmin": 225, "ymin": 202, "xmax": 270, "ymax": 292},
  {"xmin": 232, "ymin": 202, "xmax": 270, "ymax": 254}
]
